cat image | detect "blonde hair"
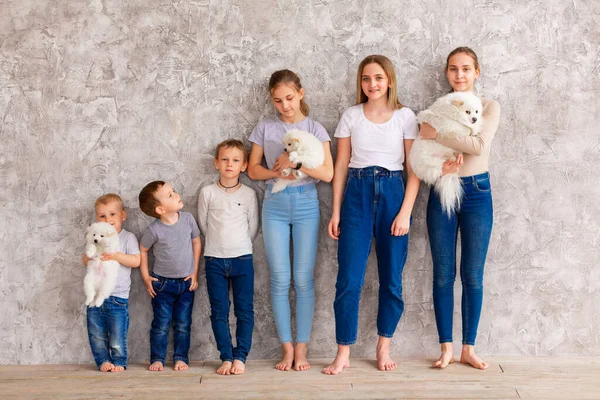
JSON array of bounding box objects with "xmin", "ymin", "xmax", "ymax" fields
[
  {"xmin": 356, "ymin": 55, "xmax": 403, "ymax": 110},
  {"xmin": 446, "ymin": 47, "xmax": 480, "ymax": 72},
  {"xmin": 269, "ymin": 69, "xmax": 310, "ymax": 116},
  {"xmin": 95, "ymin": 193, "xmax": 124, "ymax": 210},
  {"xmin": 215, "ymin": 139, "xmax": 248, "ymax": 162}
]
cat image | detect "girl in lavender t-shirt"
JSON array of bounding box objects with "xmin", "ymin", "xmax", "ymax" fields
[{"xmin": 248, "ymin": 69, "xmax": 333, "ymax": 371}]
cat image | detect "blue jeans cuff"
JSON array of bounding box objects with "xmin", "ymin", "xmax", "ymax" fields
[
  {"xmin": 377, "ymin": 332, "xmax": 394, "ymax": 338},
  {"xmin": 173, "ymin": 357, "xmax": 189, "ymax": 364},
  {"xmin": 336, "ymin": 340, "xmax": 356, "ymax": 346}
]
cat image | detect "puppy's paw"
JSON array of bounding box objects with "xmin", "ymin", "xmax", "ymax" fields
[
  {"xmin": 281, "ymin": 168, "xmax": 292, "ymax": 177},
  {"xmin": 93, "ymin": 296, "xmax": 106, "ymax": 308},
  {"xmin": 85, "ymin": 296, "xmax": 95, "ymax": 307}
]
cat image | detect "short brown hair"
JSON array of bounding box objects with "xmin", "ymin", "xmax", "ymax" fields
[
  {"xmin": 215, "ymin": 139, "xmax": 247, "ymax": 162},
  {"xmin": 139, "ymin": 181, "xmax": 165, "ymax": 219},
  {"xmin": 95, "ymin": 193, "xmax": 124, "ymax": 210},
  {"xmin": 446, "ymin": 47, "xmax": 480, "ymax": 72},
  {"xmin": 269, "ymin": 69, "xmax": 309, "ymax": 116}
]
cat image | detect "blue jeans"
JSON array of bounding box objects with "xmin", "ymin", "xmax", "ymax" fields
[
  {"xmin": 150, "ymin": 274, "xmax": 195, "ymax": 365},
  {"xmin": 87, "ymin": 296, "xmax": 129, "ymax": 369},
  {"xmin": 427, "ymin": 172, "xmax": 493, "ymax": 346},
  {"xmin": 262, "ymin": 183, "xmax": 320, "ymax": 344},
  {"xmin": 334, "ymin": 167, "xmax": 408, "ymax": 345},
  {"xmin": 205, "ymin": 255, "xmax": 254, "ymax": 363}
]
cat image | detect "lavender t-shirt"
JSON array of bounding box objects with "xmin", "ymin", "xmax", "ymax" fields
[{"xmin": 248, "ymin": 116, "xmax": 331, "ymax": 185}]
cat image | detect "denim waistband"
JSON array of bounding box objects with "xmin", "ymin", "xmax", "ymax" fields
[
  {"xmin": 266, "ymin": 182, "xmax": 316, "ymax": 193},
  {"xmin": 460, "ymin": 172, "xmax": 490, "ymax": 183},
  {"xmin": 348, "ymin": 166, "xmax": 403, "ymax": 178},
  {"xmin": 152, "ymin": 273, "xmax": 188, "ymax": 281}
]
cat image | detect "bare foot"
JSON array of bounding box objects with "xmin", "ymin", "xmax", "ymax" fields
[
  {"xmin": 460, "ymin": 345, "xmax": 488, "ymax": 370},
  {"xmin": 111, "ymin": 365, "xmax": 125, "ymax": 372},
  {"xmin": 173, "ymin": 360, "xmax": 189, "ymax": 371},
  {"xmin": 432, "ymin": 342, "xmax": 455, "ymax": 369},
  {"xmin": 376, "ymin": 337, "xmax": 396, "ymax": 371},
  {"xmin": 99, "ymin": 361, "xmax": 114, "ymax": 372},
  {"xmin": 231, "ymin": 359, "xmax": 246, "ymax": 375},
  {"xmin": 294, "ymin": 343, "xmax": 311, "ymax": 371},
  {"xmin": 149, "ymin": 361, "xmax": 164, "ymax": 371},
  {"xmin": 275, "ymin": 342, "xmax": 294, "ymax": 371},
  {"xmin": 322, "ymin": 345, "xmax": 350, "ymax": 375},
  {"xmin": 216, "ymin": 361, "xmax": 232, "ymax": 375}
]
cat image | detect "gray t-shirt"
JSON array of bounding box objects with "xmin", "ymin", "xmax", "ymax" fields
[
  {"xmin": 112, "ymin": 229, "xmax": 140, "ymax": 299},
  {"xmin": 198, "ymin": 183, "xmax": 259, "ymax": 258},
  {"xmin": 140, "ymin": 212, "xmax": 201, "ymax": 278},
  {"xmin": 248, "ymin": 116, "xmax": 331, "ymax": 185}
]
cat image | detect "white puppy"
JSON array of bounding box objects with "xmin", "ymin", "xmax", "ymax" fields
[
  {"xmin": 83, "ymin": 222, "xmax": 120, "ymax": 307},
  {"xmin": 410, "ymin": 92, "xmax": 483, "ymax": 215},
  {"xmin": 272, "ymin": 129, "xmax": 325, "ymax": 193}
]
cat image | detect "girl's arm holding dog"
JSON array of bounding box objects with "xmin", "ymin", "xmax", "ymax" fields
[
  {"xmin": 272, "ymin": 142, "xmax": 334, "ymax": 183},
  {"xmin": 248, "ymin": 144, "xmax": 294, "ymax": 181},
  {"xmin": 390, "ymin": 139, "xmax": 420, "ymax": 237},
  {"xmin": 420, "ymin": 100, "xmax": 500, "ymax": 156},
  {"xmin": 327, "ymin": 137, "xmax": 351, "ymax": 240},
  {"xmin": 82, "ymin": 253, "xmax": 141, "ymax": 268}
]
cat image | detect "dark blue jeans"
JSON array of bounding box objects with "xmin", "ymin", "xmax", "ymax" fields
[
  {"xmin": 427, "ymin": 172, "xmax": 493, "ymax": 345},
  {"xmin": 334, "ymin": 167, "xmax": 409, "ymax": 345},
  {"xmin": 150, "ymin": 274, "xmax": 195, "ymax": 365},
  {"xmin": 87, "ymin": 296, "xmax": 129, "ymax": 369},
  {"xmin": 205, "ymin": 255, "xmax": 254, "ymax": 363}
]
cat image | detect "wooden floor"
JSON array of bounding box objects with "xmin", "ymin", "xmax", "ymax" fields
[{"xmin": 1, "ymin": 357, "xmax": 599, "ymax": 399}]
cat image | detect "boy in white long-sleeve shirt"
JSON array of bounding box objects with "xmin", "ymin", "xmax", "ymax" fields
[{"xmin": 198, "ymin": 139, "xmax": 259, "ymax": 375}]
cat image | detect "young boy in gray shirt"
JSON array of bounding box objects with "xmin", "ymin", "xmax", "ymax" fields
[
  {"xmin": 198, "ymin": 139, "xmax": 258, "ymax": 375},
  {"xmin": 139, "ymin": 181, "xmax": 201, "ymax": 372}
]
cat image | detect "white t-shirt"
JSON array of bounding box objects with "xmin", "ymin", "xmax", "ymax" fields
[
  {"xmin": 334, "ymin": 104, "xmax": 419, "ymax": 170},
  {"xmin": 197, "ymin": 183, "xmax": 259, "ymax": 258}
]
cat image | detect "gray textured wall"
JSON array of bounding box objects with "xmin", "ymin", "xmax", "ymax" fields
[{"xmin": 1, "ymin": 0, "xmax": 599, "ymax": 365}]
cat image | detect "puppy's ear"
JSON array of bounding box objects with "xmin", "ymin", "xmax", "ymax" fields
[{"xmin": 452, "ymin": 99, "xmax": 464, "ymax": 108}]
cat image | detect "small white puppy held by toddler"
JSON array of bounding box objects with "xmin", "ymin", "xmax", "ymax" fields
[
  {"xmin": 410, "ymin": 91, "xmax": 483, "ymax": 215},
  {"xmin": 272, "ymin": 129, "xmax": 325, "ymax": 193},
  {"xmin": 84, "ymin": 222, "xmax": 120, "ymax": 307}
]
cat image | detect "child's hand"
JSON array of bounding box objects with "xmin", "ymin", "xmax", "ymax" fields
[
  {"xmin": 185, "ymin": 274, "xmax": 198, "ymax": 291},
  {"xmin": 273, "ymin": 152, "xmax": 293, "ymax": 172},
  {"xmin": 101, "ymin": 252, "xmax": 121, "ymax": 262},
  {"xmin": 143, "ymin": 276, "xmax": 159, "ymax": 298},
  {"xmin": 441, "ymin": 154, "xmax": 464, "ymax": 176},
  {"xmin": 391, "ymin": 213, "xmax": 410, "ymax": 236},
  {"xmin": 82, "ymin": 254, "xmax": 91, "ymax": 266}
]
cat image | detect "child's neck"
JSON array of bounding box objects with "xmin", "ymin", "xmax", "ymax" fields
[
  {"xmin": 159, "ymin": 211, "xmax": 180, "ymax": 225},
  {"xmin": 218, "ymin": 175, "xmax": 241, "ymax": 192},
  {"xmin": 364, "ymin": 96, "xmax": 392, "ymax": 112},
  {"xmin": 279, "ymin": 112, "xmax": 305, "ymax": 124}
]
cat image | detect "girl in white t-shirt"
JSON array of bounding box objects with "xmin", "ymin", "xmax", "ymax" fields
[{"xmin": 323, "ymin": 55, "xmax": 420, "ymax": 375}]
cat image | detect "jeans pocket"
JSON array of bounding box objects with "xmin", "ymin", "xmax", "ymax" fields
[
  {"xmin": 152, "ymin": 277, "xmax": 167, "ymax": 293},
  {"xmin": 474, "ymin": 178, "xmax": 491, "ymax": 192},
  {"xmin": 303, "ymin": 188, "xmax": 318, "ymax": 201},
  {"xmin": 111, "ymin": 296, "xmax": 129, "ymax": 307}
]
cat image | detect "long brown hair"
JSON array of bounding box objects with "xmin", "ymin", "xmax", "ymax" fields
[
  {"xmin": 355, "ymin": 55, "xmax": 403, "ymax": 109},
  {"xmin": 268, "ymin": 69, "xmax": 309, "ymax": 116}
]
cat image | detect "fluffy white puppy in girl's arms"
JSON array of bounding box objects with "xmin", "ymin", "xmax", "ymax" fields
[
  {"xmin": 272, "ymin": 129, "xmax": 325, "ymax": 193},
  {"xmin": 410, "ymin": 92, "xmax": 483, "ymax": 215}
]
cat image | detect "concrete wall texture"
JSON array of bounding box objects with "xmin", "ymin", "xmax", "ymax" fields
[{"xmin": 1, "ymin": 0, "xmax": 599, "ymax": 365}]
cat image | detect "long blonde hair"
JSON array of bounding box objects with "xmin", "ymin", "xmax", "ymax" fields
[
  {"xmin": 269, "ymin": 69, "xmax": 309, "ymax": 116},
  {"xmin": 355, "ymin": 55, "xmax": 403, "ymax": 109}
]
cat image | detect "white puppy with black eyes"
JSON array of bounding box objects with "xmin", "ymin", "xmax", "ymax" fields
[
  {"xmin": 83, "ymin": 222, "xmax": 120, "ymax": 307},
  {"xmin": 410, "ymin": 91, "xmax": 484, "ymax": 215},
  {"xmin": 272, "ymin": 129, "xmax": 325, "ymax": 193}
]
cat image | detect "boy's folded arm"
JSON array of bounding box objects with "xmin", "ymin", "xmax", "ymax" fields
[{"xmin": 116, "ymin": 253, "xmax": 141, "ymax": 268}]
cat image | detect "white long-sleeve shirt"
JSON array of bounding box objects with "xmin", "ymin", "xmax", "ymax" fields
[{"xmin": 197, "ymin": 183, "xmax": 259, "ymax": 258}]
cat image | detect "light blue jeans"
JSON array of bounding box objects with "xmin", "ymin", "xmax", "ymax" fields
[{"xmin": 262, "ymin": 183, "xmax": 320, "ymax": 344}]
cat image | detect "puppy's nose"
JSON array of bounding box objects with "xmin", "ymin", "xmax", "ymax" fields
[
  {"xmin": 94, "ymin": 239, "xmax": 98, "ymax": 243},
  {"xmin": 284, "ymin": 148, "xmax": 288, "ymax": 152},
  {"xmin": 471, "ymin": 117, "xmax": 478, "ymax": 123}
]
